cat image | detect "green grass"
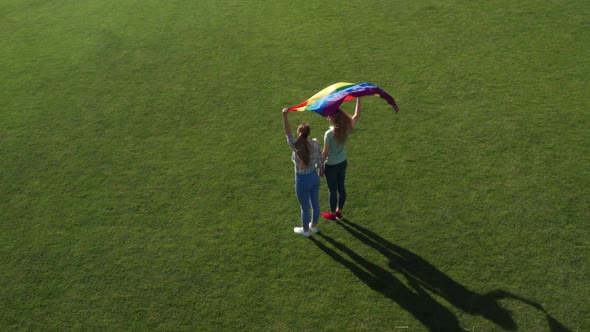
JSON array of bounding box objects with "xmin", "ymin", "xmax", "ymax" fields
[{"xmin": 1, "ymin": 0, "xmax": 589, "ymax": 330}]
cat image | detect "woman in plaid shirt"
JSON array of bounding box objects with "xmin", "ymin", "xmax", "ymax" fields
[{"xmin": 282, "ymin": 108, "xmax": 325, "ymax": 237}]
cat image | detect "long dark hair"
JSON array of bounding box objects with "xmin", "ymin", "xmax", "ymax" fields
[
  {"xmin": 332, "ymin": 109, "xmax": 353, "ymax": 144},
  {"xmin": 295, "ymin": 123, "xmax": 311, "ymax": 167}
]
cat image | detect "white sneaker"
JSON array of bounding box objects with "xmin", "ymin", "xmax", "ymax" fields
[
  {"xmin": 308, "ymin": 223, "xmax": 318, "ymax": 233},
  {"xmin": 294, "ymin": 227, "xmax": 310, "ymax": 237}
]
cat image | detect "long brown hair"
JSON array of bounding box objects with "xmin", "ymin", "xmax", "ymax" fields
[
  {"xmin": 295, "ymin": 123, "xmax": 311, "ymax": 167},
  {"xmin": 331, "ymin": 109, "xmax": 353, "ymax": 144}
]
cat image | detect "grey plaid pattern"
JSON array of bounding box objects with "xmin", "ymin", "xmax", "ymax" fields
[{"xmin": 286, "ymin": 134, "xmax": 324, "ymax": 175}]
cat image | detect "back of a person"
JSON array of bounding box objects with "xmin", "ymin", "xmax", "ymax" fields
[{"xmin": 324, "ymin": 127, "xmax": 347, "ymax": 165}]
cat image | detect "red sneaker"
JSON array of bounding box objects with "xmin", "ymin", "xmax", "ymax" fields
[
  {"xmin": 335, "ymin": 211, "xmax": 343, "ymax": 220},
  {"xmin": 321, "ymin": 212, "xmax": 337, "ymax": 222}
]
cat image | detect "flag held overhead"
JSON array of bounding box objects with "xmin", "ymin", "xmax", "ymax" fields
[{"xmin": 288, "ymin": 82, "xmax": 399, "ymax": 117}]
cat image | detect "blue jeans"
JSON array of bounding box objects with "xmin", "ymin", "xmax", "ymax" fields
[
  {"xmin": 295, "ymin": 171, "xmax": 320, "ymax": 230},
  {"xmin": 324, "ymin": 160, "xmax": 347, "ymax": 212}
]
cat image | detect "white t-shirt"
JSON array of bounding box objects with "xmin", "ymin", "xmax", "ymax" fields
[{"xmin": 324, "ymin": 126, "xmax": 346, "ymax": 165}]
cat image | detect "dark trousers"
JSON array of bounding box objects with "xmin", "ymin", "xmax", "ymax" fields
[{"xmin": 324, "ymin": 160, "xmax": 347, "ymax": 212}]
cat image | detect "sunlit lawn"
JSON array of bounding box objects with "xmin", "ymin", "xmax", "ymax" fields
[{"xmin": 1, "ymin": 0, "xmax": 588, "ymax": 330}]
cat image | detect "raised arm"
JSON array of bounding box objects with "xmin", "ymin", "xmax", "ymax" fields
[
  {"xmin": 282, "ymin": 108, "xmax": 292, "ymax": 136},
  {"xmin": 351, "ymin": 97, "xmax": 361, "ymax": 126}
]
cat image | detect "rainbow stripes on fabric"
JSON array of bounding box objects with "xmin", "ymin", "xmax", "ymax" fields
[{"xmin": 288, "ymin": 82, "xmax": 399, "ymax": 117}]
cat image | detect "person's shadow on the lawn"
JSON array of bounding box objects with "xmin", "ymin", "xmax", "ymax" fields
[{"xmin": 310, "ymin": 219, "xmax": 571, "ymax": 332}]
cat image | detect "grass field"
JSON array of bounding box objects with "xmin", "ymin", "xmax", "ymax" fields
[{"xmin": 1, "ymin": 0, "xmax": 589, "ymax": 330}]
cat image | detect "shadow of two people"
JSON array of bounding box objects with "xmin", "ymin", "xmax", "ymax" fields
[{"xmin": 310, "ymin": 219, "xmax": 570, "ymax": 332}]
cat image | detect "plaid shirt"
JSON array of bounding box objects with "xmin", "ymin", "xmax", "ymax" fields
[{"xmin": 286, "ymin": 134, "xmax": 324, "ymax": 175}]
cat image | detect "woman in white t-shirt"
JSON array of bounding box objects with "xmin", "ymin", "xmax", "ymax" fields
[{"xmin": 321, "ymin": 98, "xmax": 361, "ymax": 221}]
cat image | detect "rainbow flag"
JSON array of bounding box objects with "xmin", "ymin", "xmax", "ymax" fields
[{"xmin": 288, "ymin": 82, "xmax": 399, "ymax": 117}]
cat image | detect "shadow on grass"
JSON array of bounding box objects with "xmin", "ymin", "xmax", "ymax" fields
[{"xmin": 309, "ymin": 219, "xmax": 571, "ymax": 332}]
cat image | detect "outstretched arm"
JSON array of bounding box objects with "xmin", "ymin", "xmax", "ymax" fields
[
  {"xmin": 351, "ymin": 97, "xmax": 361, "ymax": 126},
  {"xmin": 282, "ymin": 108, "xmax": 292, "ymax": 136}
]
